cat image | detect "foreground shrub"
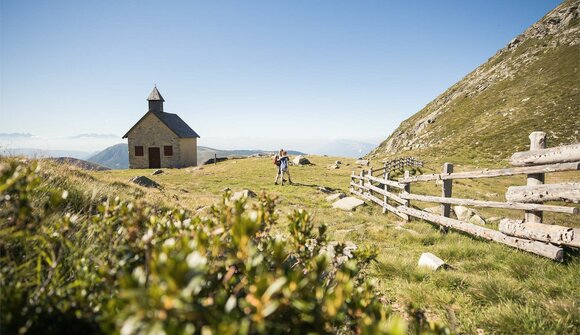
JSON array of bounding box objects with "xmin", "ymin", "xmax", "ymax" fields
[{"xmin": 0, "ymin": 159, "xmax": 449, "ymax": 334}]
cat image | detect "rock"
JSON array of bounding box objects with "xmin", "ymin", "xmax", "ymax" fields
[
  {"xmin": 328, "ymin": 164, "xmax": 339, "ymax": 169},
  {"xmin": 222, "ymin": 187, "xmax": 231, "ymax": 192},
  {"xmin": 335, "ymin": 160, "xmax": 342, "ymax": 165},
  {"xmin": 292, "ymin": 155, "xmax": 311, "ymax": 165},
  {"xmin": 231, "ymin": 189, "xmax": 257, "ymax": 200},
  {"xmin": 469, "ymin": 215, "xmax": 486, "ymax": 225},
  {"xmin": 487, "ymin": 216, "xmax": 502, "ymax": 223},
  {"xmin": 317, "ymin": 186, "xmax": 334, "ymax": 194},
  {"xmin": 418, "ymin": 252, "xmax": 446, "ymax": 271},
  {"xmin": 326, "ymin": 193, "xmax": 346, "ymax": 202},
  {"xmin": 152, "ymin": 169, "xmax": 163, "ymax": 175},
  {"xmin": 202, "ymin": 157, "xmax": 228, "ymax": 165},
  {"xmin": 356, "ymin": 159, "xmax": 369, "ymax": 166},
  {"xmin": 180, "ymin": 188, "xmax": 189, "ymax": 193},
  {"xmin": 332, "ymin": 197, "xmax": 365, "ymax": 211},
  {"xmin": 453, "ymin": 206, "xmax": 477, "ymax": 221},
  {"xmin": 129, "ymin": 176, "xmax": 161, "ymax": 188}
]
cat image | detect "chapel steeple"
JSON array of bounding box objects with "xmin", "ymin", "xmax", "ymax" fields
[{"xmin": 147, "ymin": 85, "xmax": 165, "ymax": 112}]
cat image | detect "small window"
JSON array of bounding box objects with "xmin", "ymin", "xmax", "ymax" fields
[
  {"xmin": 135, "ymin": 146, "xmax": 144, "ymax": 156},
  {"xmin": 164, "ymin": 145, "xmax": 173, "ymax": 156}
]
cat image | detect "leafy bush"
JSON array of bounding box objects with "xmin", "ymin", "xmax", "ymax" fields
[{"xmin": 0, "ymin": 159, "xmax": 449, "ymax": 334}]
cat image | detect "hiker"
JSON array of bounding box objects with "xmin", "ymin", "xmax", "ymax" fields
[
  {"xmin": 275, "ymin": 150, "xmax": 293, "ymax": 185},
  {"xmin": 273, "ymin": 149, "xmax": 282, "ymax": 184}
]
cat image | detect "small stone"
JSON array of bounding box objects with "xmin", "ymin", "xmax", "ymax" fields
[
  {"xmin": 356, "ymin": 159, "xmax": 369, "ymax": 166},
  {"xmin": 128, "ymin": 176, "xmax": 161, "ymax": 188},
  {"xmin": 317, "ymin": 186, "xmax": 334, "ymax": 194},
  {"xmin": 469, "ymin": 215, "xmax": 486, "ymax": 225},
  {"xmin": 231, "ymin": 189, "xmax": 257, "ymax": 200},
  {"xmin": 152, "ymin": 169, "xmax": 163, "ymax": 175},
  {"xmin": 292, "ymin": 155, "xmax": 311, "ymax": 165},
  {"xmin": 222, "ymin": 187, "xmax": 231, "ymax": 193},
  {"xmin": 335, "ymin": 160, "xmax": 342, "ymax": 165},
  {"xmin": 332, "ymin": 197, "xmax": 365, "ymax": 211},
  {"xmin": 418, "ymin": 252, "xmax": 446, "ymax": 270},
  {"xmin": 326, "ymin": 193, "xmax": 346, "ymax": 202},
  {"xmin": 453, "ymin": 206, "xmax": 477, "ymax": 221},
  {"xmin": 328, "ymin": 164, "xmax": 339, "ymax": 169}
]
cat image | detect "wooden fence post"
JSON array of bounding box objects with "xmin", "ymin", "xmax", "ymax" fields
[
  {"xmin": 440, "ymin": 163, "xmax": 453, "ymax": 233},
  {"xmin": 441, "ymin": 163, "xmax": 454, "ymax": 217},
  {"xmin": 359, "ymin": 169, "xmax": 365, "ymax": 192},
  {"xmin": 525, "ymin": 132, "xmax": 546, "ymax": 223},
  {"xmin": 383, "ymin": 171, "xmax": 390, "ymax": 214},
  {"xmin": 350, "ymin": 171, "xmax": 355, "ymax": 194},
  {"xmin": 214, "ymin": 153, "xmax": 217, "ymax": 165},
  {"xmin": 403, "ymin": 170, "xmax": 411, "ymax": 222}
]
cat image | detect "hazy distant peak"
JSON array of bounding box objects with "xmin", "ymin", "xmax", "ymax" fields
[{"xmin": 70, "ymin": 133, "xmax": 120, "ymax": 139}]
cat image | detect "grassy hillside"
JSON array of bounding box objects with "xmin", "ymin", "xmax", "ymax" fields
[
  {"xmin": 369, "ymin": 0, "xmax": 580, "ymax": 165},
  {"xmin": 4, "ymin": 155, "xmax": 578, "ymax": 334}
]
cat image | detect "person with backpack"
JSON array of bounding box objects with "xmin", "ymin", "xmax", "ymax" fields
[
  {"xmin": 275, "ymin": 149, "xmax": 293, "ymax": 185},
  {"xmin": 273, "ymin": 150, "xmax": 282, "ymax": 184}
]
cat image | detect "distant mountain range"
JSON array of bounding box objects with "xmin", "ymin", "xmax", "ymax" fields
[
  {"xmin": 312, "ymin": 139, "xmax": 375, "ymax": 158},
  {"xmin": 0, "ymin": 147, "xmax": 93, "ymax": 159},
  {"xmin": 85, "ymin": 144, "xmax": 306, "ymax": 169}
]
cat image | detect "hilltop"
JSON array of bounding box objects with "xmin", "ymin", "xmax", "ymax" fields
[{"xmin": 369, "ymin": 0, "xmax": 580, "ymax": 164}]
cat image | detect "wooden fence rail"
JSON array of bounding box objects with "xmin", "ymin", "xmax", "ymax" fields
[{"xmin": 350, "ymin": 132, "xmax": 579, "ymax": 261}]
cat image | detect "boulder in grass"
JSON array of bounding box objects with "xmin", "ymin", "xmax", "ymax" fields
[
  {"xmin": 332, "ymin": 197, "xmax": 365, "ymax": 211},
  {"xmin": 292, "ymin": 155, "xmax": 311, "ymax": 166},
  {"xmin": 356, "ymin": 159, "xmax": 369, "ymax": 166},
  {"xmin": 231, "ymin": 189, "xmax": 257, "ymax": 200},
  {"xmin": 469, "ymin": 214, "xmax": 486, "ymax": 225},
  {"xmin": 129, "ymin": 176, "xmax": 161, "ymax": 188},
  {"xmin": 152, "ymin": 169, "xmax": 164, "ymax": 175},
  {"xmin": 328, "ymin": 164, "xmax": 339, "ymax": 169},
  {"xmin": 418, "ymin": 252, "xmax": 446, "ymax": 271},
  {"xmin": 326, "ymin": 193, "xmax": 346, "ymax": 202}
]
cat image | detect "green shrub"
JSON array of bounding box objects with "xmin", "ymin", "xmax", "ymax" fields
[{"xmin": 0, "ymin": 159, "xmax": 449, "ymax": 334}]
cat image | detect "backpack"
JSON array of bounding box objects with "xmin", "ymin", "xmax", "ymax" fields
[{"xmin": 273, "ymin": 155, "xmax": 281, "ymax": 166}]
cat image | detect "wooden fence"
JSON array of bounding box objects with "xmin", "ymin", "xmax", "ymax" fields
[{"xmin": 350, "ymin": 132, "xmax": 580, "ymax": 261}]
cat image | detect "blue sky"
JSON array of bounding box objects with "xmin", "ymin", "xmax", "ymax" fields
[{"xmin": 0, "ymin": 0, "xmax": 561, "ymax": 152}]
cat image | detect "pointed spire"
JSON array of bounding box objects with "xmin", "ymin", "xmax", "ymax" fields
[
  {"xmin": 147, "ymin": 85, "xmax": 165, "ymax": 112},
  {"xmin": 147, "ymin": 85, "xmax": 165, "ymax": 102}
]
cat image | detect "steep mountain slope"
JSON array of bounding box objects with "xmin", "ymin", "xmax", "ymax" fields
[
  {"xmin": 87, "ymin": 143, "xmax": 129, "ymax": 169},
  {"xmin": 369, "ymin": 0, "xmax": 580, "ymax": 164}
]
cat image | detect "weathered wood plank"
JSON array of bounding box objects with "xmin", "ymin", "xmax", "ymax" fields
[
  {"xmin": 511, "ymin": 143, "xmax": 580, "ymax": 167},
  {"xmin": 399, "ymin": 192, "xmax": 578, "ymax": 214},
  {"xmin": 398, "ymin": 161, "xmax": 580, "ymax": 183},
  {"xmin": 366, "ymin": 174, "xmax": 406, "ymax": 189},
  {"xmin": 441, "ymin": 163, "xmax": 453, "ymax": 219},
  {"xmin": 499, "ymin": 219, "xmax": 580, "ymax": 248},
  {"xmin": 362, "ymin": 191, "xmax": 408, "ymax": 220},
  {"xmin": 506, "ymin": 183, "xmax": 580, "ymax": 204},
  {"xmin": 365, "ymin": 183, "xmax": 407, "ymax": 204},
  {"xmin": 397, "ymin": 206, "xmax": 564, "ymax": 261},
  {"xmin": 350, "ymin": 181, "xmax": 369, "ymax": 191}
]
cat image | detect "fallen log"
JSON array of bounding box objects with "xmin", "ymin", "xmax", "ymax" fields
[
  {"xmin": 510, "ymin": 143, "xmax": 580, "ymax": 167},
  {"xmin": 397, "ymin": 206, "xmax": 564, "ymax": 261},
  {"xmin": 398, "ymin": 161, "xmax": 580, "ymax": 183},
  {"xmin": 399, "ymin": 192, "xmax": 578, "ymax": 214},
  {"xmin": 499, "ymin": 219, "xmax": 580, "ymax": 248},
  {"xmin": 505, "ymin": 183, "xmax": 580, "ymax": 203}
]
